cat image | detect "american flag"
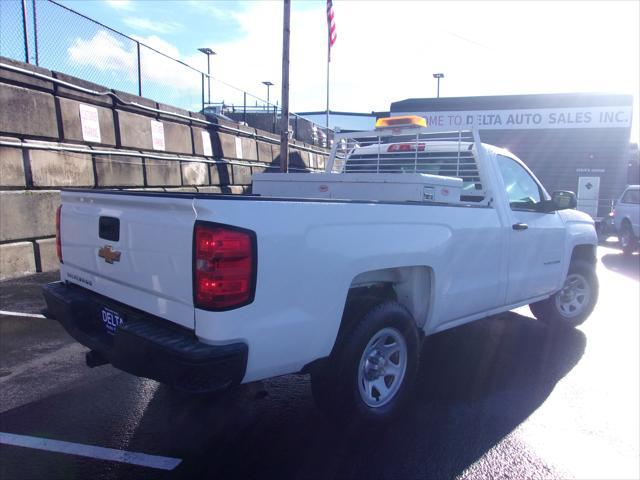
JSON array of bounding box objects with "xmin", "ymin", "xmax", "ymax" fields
[{"xmin": 327, "ymin": 0, "xmax": 337, "ymax": 60}]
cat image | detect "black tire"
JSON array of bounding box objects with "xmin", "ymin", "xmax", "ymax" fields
[
  {"xmin": 311, "ymin": 301, "xmax": 419, "ymax": 424},
  {"xmin": 620, "ymin": 222, "xmax": 637, "ymax": 256},
  {"xmin": 530, "ymin": 260, "xmax": 598, "ymax": 329}
]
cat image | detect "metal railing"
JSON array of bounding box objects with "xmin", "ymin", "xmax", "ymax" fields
[
  {"xmin": 331, "ymin": 128, "xmax": 476, "ymax": 170},
  {"xmin": 0, "ymin": 0, "xmax": 333, "ymax": 146}
]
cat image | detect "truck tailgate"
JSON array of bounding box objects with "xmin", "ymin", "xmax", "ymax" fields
[{"xmin": 59, "ymin": 191, "xmax": 196, "ymax": 329}]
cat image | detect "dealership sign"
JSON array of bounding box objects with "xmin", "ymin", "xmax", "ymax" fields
[{"xmin": 396, "ymin": 106, "xmax": 632, "ymax": 130}]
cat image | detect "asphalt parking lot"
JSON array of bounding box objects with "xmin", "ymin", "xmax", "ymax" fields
[{"xmin": 0, "ymin": 245, "xmax": 638, "ymax": 480}]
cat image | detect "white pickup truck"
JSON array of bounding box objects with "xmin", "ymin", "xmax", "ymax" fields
[{"xmin": 43, "ymin": 116, "xmax": 599, "ymax": 422}]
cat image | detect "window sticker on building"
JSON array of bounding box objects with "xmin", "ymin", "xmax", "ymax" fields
[
  {"xmin": 79, "ymin": 104, "xmax": 101, "ymax": 143},
  {"xmin": 151, "ymin": 120, "xmax": 165, "ymax": 151}
]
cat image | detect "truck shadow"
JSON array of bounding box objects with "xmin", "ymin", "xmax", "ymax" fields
[
  {"xmin": 601, "ymin": 252, "xmax": 640, "ymax": 281},
  {"xmin": 130, "ymin": 312, "xmax": 586, "ymax": 480}
]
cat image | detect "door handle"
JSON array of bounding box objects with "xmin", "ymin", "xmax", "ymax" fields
[{"xmin": 512, "ymin": 223, "xmax": 528, "ymax": 231}]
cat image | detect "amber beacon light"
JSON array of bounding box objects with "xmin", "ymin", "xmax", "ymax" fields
[{"xmin": 375, "ymin": 115, "xmax": 428, "ymax": 129}]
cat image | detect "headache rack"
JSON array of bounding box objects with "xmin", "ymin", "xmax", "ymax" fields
[{"xmin": 326, "ymin": 128, "xmax": 487, "ymax": 201}]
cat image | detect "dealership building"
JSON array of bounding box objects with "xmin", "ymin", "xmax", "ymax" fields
[{"xmin": 389, "ymin": 92, "xmax": 635, "ymax": 219}]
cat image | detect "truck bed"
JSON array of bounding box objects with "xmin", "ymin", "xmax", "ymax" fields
[{"xmin": 59, "ymin": 188, "xmax": 503, "ymax": 380}]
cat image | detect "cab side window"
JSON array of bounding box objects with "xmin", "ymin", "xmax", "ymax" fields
[
  {"xmin": 622, "ymin": 189, "xmax": 639, "ymax": 204},
  {"xmin": 496, "ymin": 155, "xmax": 542, "ymax": 211}
]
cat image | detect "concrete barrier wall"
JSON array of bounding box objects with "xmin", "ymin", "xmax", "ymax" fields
[{"xmin": 0, "ymin": 56, "xmax": 328, "ymax": 279}]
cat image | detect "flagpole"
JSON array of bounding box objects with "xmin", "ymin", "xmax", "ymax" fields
[
  {"xmin": 326, "ymin": 0, "xmax": 335, "ymax": 135},
  {"xmin": 326, "ymin": 25, "xmax": 330, "ymax": 132}
]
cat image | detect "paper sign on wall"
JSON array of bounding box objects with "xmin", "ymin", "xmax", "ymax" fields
[
  {"xmin": 235, "ymin": 136, "xmax": 243, "ymax": 159},
  {"xmin": 201, "ymin": 131, "xmax": 212, "ymax": 157},
  {"xmin": 79, "ymin": 104, "xmax": 101, "ymax": 143},
  {"xmin": 151, "ymin": 120, "xmax": 165, "ymax": 151}
]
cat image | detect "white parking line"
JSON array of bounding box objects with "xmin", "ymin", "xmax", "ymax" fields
[
  {"xmin": 0, "ymin": 432, "xmax": 182, "ymax": 471},
  {"xmin": 0, "ymin": 310, "xmax": 46, "ymax": 319}
]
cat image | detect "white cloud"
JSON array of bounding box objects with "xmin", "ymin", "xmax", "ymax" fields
[
  {"xmin": 68, "ymin": 30, "xmax": 135, "ymax": 73},
  {"xmin": 137, "ymin": 35, "xmax": 201, "ymax": 93},
  {"xmin": 68, "ymin": 31, "xmax": 200, "ymax": 95},
  {"xmin": 123, "ymin": 17, "xmax": 182, "ymax": 34},
  {"xmin": 186, "ymin": 0, "xmax": 230, "ymax": 19},
  {"xmin": 104, "ymin": 0, "xmax": 134, "ymax": 11}
]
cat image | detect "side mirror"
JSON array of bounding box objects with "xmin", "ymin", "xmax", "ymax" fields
[{"xmin": 552, "ymin": 190, "xmax": 577, "ymax": 210}]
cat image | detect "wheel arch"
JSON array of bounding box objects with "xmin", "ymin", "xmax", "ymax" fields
[
  {"xmin": 620, "ymin": 216, "xmax": 633, "ymax": 230},
  {"xmin": 301, "ymin": 266, "xmax": 433, "ymax": 376},
  {"xmin": 337, "ymin": 266, "xmax": 433, "ymax": 339},
  {"xmin": 570, "ymin": 244, "xmax": 597, "ymax": 266}
]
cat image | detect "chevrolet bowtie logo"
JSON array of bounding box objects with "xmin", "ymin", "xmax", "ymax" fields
[{"xmin": 98, "ymin": 245, "xmax": 121, "ymax": 264}]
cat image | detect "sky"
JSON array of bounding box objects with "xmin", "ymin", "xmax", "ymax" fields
[{"xmin": 29, "ymin": 0, "xmax": 640, "ymax": 141}]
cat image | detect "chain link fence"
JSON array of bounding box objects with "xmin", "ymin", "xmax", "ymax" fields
[
  {"xmin": 0, "ymin": 0, "xmax": 27, "ymax": 63},
  {"xmin": 0, "ymin": 0, "xmax": 333, "ymax": 146},
  {"xmin": 39, "ymin": 0, "xmax": 140, "ymax": 94}
]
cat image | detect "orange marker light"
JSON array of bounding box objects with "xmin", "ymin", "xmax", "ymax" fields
[{"xmin": 375, "ymin": 115, "xmax": 427, "ymax": 129}]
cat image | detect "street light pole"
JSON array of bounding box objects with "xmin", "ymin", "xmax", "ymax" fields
[
  {"xmin": 207, "ymin": 55, "xmax": 211, "ymax": 103},
  {"xmin": 433, "ymin": 72, "xmax": 444, "ymax": 98},
  {"xmin": 262, "ymin": 81, "xmax": 274, "ymax": 110},
  {"xmin": 198, "ymin": 48, "xmax": 216, "ymax": 105}
]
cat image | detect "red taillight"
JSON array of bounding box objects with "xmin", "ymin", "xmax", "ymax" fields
[
  {"xmin": 56, "ymin": 205, "xmax": 63, "ymax": 264},
  {"xmin": 387, "ymin": 143, "xmax": 425, "ymax": 153},
  {"xmin": 194, "ymin": 223, "xmax": 256, "ymax": 310}
]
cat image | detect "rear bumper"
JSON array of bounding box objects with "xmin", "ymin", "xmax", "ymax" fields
[{"xmin": 42, "ymin": 281, "xmax": 248, "ymax": 393}]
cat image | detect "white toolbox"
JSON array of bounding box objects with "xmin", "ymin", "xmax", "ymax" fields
[{"xmin": 252, "ymin": 172, "xmax": 463, "ymax": 203}]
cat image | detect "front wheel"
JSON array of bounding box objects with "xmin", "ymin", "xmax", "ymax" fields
[
  {"xmin": 311, "ymin": 301, "xmax": 419, "ymax": 423},
  {"xmin": 530, "ymin": 260, "xmax": 598, "ymax": 329},
  {"xmin": 620, "ymin": 223, "xmax": 637, "ymax": 256}
]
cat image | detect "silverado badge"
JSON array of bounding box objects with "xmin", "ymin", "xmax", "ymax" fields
[{"xmin": 98, "ymin": 245, "xmax": 121, "ymax": 264}]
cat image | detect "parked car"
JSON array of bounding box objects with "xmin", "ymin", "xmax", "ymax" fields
[
  {"xmin": 613, "ymin": 185, "xmax": 640, "ymax": 255},
  {"xmin": 43, "ymin": 116, "xmax": 599, "ymax": 423}
]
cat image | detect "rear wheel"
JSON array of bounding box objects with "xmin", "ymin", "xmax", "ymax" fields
[
  {"xmin": 311, "ymin": 301, "xmax": 419, "ymax": 423},
  {"xmin": 620, "ymin": 222, "xmax": 637, "ymax": 256},
  {"xmin": 530, "ymin": 260, "xmax": 598, "ymax": 329},
  {"xmin": 357, "ymin": 327, "xmax": 408, "ymax": 408}
]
